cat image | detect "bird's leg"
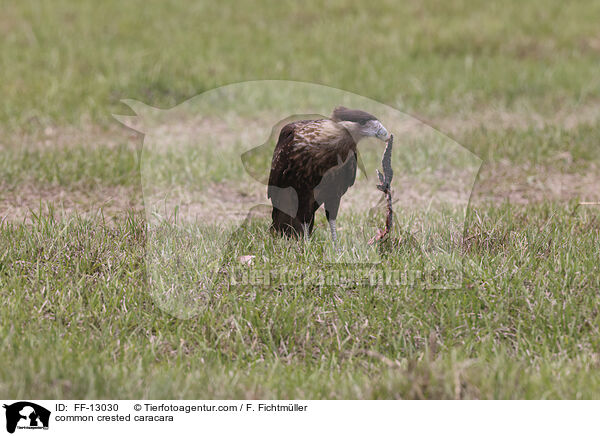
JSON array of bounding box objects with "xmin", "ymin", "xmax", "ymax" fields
[{"xmin": 328, "ymin": 218, "xmax": 339, "ymax": 251}]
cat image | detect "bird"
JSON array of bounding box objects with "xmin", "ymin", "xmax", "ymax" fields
[{"xmin": 267, "ymin": 106, "xmax": 391, "ymax": 248}]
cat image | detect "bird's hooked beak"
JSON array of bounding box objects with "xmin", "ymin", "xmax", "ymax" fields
[{"xmin": 375, "ymin": 123, "xmax": 391, "ymax": 142}]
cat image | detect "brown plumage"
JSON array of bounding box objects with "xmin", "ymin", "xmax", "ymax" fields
[{"xmin": 267, "ymin": 107, "xmax": 390, "ymax": 246}]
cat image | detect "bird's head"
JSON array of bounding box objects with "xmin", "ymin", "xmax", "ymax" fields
[{"xmin": 331, "ymin": 106, "xmax": 391, "ymax": 142}]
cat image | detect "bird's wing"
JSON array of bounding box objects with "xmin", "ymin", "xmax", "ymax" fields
[
  {"xmin": 306, "ymin": 143, "xmax": 357, "ymax": 191},
  {"xmin": 313, "ymin": 151, "xmax": 357, "ymax": 204},
  {"xmin": 268, "ymin": 119, "xmax": 359, "ymax": 204},
  {"xmin": 243, "ymin": 114, "xmax": 325, "ymax": 185},
  {"xmin": 267, "ymin": 122, "xmax": 297, "ymax": 198}
]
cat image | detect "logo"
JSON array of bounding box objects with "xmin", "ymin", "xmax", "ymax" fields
[
  {"xmin": 3, "ymin": 402, "xmax": 50, "ymax": 434},
  {"xmin": 114, "ymin": 81, "xmax": 482, "ymax": 319}
]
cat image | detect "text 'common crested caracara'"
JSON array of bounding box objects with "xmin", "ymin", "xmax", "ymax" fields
[{"xmin": 268, "ymin": 106, "xmax": 390, "ymax": 247}]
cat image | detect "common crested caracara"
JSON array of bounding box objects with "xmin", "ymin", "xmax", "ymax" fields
[{"xmin": 268, "ymin": 107, "xmax": 390, "ymax": 247}]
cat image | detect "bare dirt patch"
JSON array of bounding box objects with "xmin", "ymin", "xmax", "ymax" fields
[
  {"xmin": 3, "ymin": 162, "xmax": 597, "ymax": 224},
  {"xmin": 3, "ymin": 101, "xmax": 600, "ymax": 151},
  {"xmin": 0, "ymin": 183, "xmax": 143, "ymax": 223},
  {"xmin": 0, "ymin": 123, "xmax": 141, "ymax": 151},
  {"xmin": 2, "ymin": 103, "xmax": 599, "ymax": 222},
  {"xmin": 420, "ymin": 102, "xmax": 600, "ymax": 137},
  {"xmin": 142, "ymin": 182, "xmax": 268, "ymax": 224},
  {"xmin": 472, "ymin": 162, "xmax": 599, "ymax": 205}
]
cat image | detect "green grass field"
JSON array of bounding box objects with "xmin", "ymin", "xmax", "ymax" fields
[{"xmin": 1, "ymin": 0, "xmax": 599, "ymax": 399}]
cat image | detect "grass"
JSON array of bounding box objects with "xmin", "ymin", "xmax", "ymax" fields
[
  {"xmin": 1, "ymin": 118, "xmax": 598, "ymax": 190},
  {"xmin": 1, "ymin": 204, "xmax": 599, "ymax": 398},
  {"xmin": 0, "ymin": 144, "xmax": 140, "ymax": 188},
  {"xmin": 1, "ymin": 0, "xmax": 600, "ymax": 399},
  {"xmin": 2, "ymin": 0, "xmax": 600, "ymax": 130}
]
